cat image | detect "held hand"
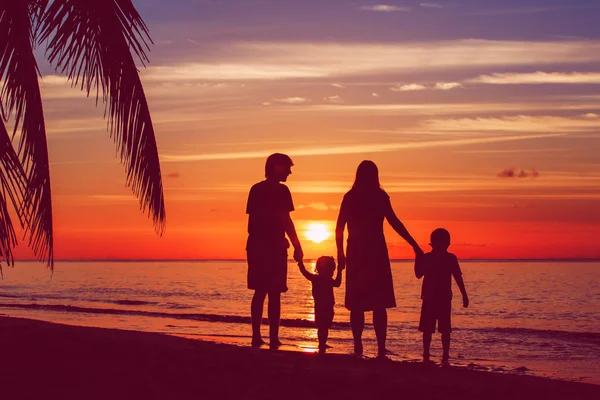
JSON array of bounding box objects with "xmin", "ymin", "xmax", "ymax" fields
[
  {"xmin": 293, "ymin": 246, "xmax": 304, "ymax": 263},
  {"xmin": 337, "ymin": 253, "xmax": 346, "ymax": 270},
  {"xmin": 462, "ymin": 294, "xmax": 469, "ymax": 308}
]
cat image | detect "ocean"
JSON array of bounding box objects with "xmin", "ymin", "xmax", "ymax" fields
[{"xmin": 0, "ymin": 260, "xmax": 598, "ymax": 384}]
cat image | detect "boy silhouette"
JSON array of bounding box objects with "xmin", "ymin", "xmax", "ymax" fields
[
  {"xmin": 415, "ymin": 228, "xmax": 469, "ymax": 364},
  {"xmin": 246, "ymin": 153, "xmax": 303, "ymax": 349},
  {"xmin": 298, "ymin": 257, "xmax": 342, "ymax": 353}
]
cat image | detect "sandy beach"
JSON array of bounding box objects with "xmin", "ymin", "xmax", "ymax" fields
[{"xmin": 0, "ymin": 316, "xmax": 597, "ymax": 400}]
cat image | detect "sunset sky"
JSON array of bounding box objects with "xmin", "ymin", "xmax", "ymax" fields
[{"xmin": 13, "ymin": 0, "xmax": 600, "ymax": 260}]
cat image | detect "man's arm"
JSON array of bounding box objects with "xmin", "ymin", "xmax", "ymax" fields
[{"xmin": 285, "ymin": 214, "xmax": 303, "ymax": 262}]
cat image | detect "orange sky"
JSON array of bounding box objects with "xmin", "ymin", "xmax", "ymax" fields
[{"xmin": 8, "ymin": 1, "xmax": 600, "ymax": 260}]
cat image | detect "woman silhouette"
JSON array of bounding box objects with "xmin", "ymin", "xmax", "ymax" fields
[{"xmin": 336, "ymin": 160, "xmax": 422, "ymax": 357}]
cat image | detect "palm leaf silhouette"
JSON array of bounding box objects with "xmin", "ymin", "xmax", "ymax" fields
[
  {"xmin": 0, "ymin": 0, "xmax": 54, "ymax": 269},
  {"xmin": 0, "ymin": 0, "xmax": 165, "ymax": 269},
  {"xmin": 0, "ymin": 118, "xmax": 27, "ymax": 274},
  {"xmin": 39, "ymin": 0, "xmax": 166, "ymax": 235}
]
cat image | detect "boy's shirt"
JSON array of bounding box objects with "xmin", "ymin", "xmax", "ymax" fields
[
  {"xmin": 246, "ymin": 180, "xmax": 294, "ymax": 241},
  {"xmin": 415, "ymin": 251, "xmax": 462, "ymax": 301}
]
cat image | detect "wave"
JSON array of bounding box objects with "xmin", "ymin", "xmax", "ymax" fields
[
  {"xmin": 446, "ymin": 326, "xmax": 600, "ymax": 345},
  {"xmin": 483, "ymin": 326, "xmax": 600, "ymax": 344},
  {"xmin": 2, "ymin": 302, "xmax": 599, "ymax": 343},
  {"xmin": 0, "ymin": 302, "xmax": 350, "ymax": 329},
  {"xmin": 113, "ymin": 300, "xmax": 157, "ymax": 306}
]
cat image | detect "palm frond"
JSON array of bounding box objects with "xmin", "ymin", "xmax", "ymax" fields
[
  {"xmin": 0, "ymin": 119, "xmax": 27, "ymax": 275},
  {"xmin": 39, "ymin": 0, "xmax": 165, "ymax": 234},
  {"xmin": 0, "ymin": 0, "xmax": 54, "ymax": 269}
]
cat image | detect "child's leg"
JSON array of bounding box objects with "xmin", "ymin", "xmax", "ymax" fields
[
  {"xmin": 350, "ymin": 310, "xmax": 365, "ymax": 355},
  {"xmin": 317, "ymin": 326, "xmax": 328, "ymax": 350},
  {"xmin": 267, "ymin": 291, "xmax": 281, "ymax": 347},
  {"xmin": 251, "ymin": 291, "xmax": 267, "ymax": 345},
  {"xmin": 422, "ymin": 332, "xmax": 432, "ymax": 361},
  {"xmin": 373, "ymin": 308, "xmax": 388, "ymax": 355},
  {"xmin": 441, "ymin": 332, "xmax": 450, "ymax": 362}
]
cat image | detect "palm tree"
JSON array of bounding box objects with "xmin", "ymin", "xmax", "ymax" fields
[{"xmin": 0, "ymin": 0, "xmax": 166, "ymax": 272}]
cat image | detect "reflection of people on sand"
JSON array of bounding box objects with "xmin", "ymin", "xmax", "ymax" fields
[
  {"xmin": 336, "ymin": 160, "xmax": 422, "ymax": 358},
  {"xmin": 298, "ymin": 257, "xmax": 342, "ymax": 353},
  {"xmin": 415, "ymin": 228, "xmax": 469, "ymax": 364},
  {"xmin": 246, "ymin": 153, "xmax": 303, "ymax": 349}
]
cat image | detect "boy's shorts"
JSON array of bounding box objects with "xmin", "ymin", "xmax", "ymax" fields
[{"xmin": 418, "ymin": 298, "xmax": 452, "ymax": 333}]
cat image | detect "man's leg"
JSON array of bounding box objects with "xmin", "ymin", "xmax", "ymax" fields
[
  {"xmin": 423, "ymin": 332, "xmax": 432, "ymax": 361},
  {"xmin": 267, "ymin": 291, "xmax": 281, "ymax": 348},
  {"xmin": 373, "ymin": 308, "xmax": 388, "ymax": 356},
  {"xmin": 251, "ymin": 290, "xmax": 267, "ymax": 345},
  {"xmin": 350, "ymin": 310, "xmax": 365, "ymax": 356},
  {"xmin": 441, "ymin": 332, "xmax": 450, "ymax": 362}
]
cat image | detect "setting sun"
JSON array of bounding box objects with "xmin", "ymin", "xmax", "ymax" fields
[{"xmin": 304, "ymin": 223, "xmax": 332, "ymax": 244}]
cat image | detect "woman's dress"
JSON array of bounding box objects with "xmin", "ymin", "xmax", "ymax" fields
[{"xmin": 339, "ymin": 188, "xmax": 396, "ymax": 311}]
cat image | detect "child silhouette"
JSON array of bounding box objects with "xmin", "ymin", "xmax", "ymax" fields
[
  {"xmin": 298, "ymin": 257, "xmax": 342, "ymax": 353},
  {"xmin": 415, "ymin": 228, "xmax": 469, "ymax": 364}
]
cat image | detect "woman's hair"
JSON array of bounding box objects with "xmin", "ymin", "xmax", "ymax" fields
[
  {"xmin": 315, "ymin": 256, "xmax": 336, "ymax": 275},
  {"xmin": 265, "ymin": 153, "xmax": 293, "ymax": 178},
  {"xmin": 351, "ymin": 160, "xmax": 382, "ymax": 191}
]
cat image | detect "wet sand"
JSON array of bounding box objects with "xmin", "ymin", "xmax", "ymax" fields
[{"xmin": 0, "ymin": 316, "xmax": 598, "ymax": 400}]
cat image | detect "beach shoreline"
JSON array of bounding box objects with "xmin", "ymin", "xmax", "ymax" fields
[{"xmin": 0, "ymin": 316, "xmax": 597, "ymax": 400}]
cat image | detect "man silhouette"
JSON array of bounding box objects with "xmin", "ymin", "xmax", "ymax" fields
[{"xmin": 246, "ymin": 153, "xmax": 303, "ymax": 349}]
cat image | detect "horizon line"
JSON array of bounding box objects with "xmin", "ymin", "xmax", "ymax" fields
[{"xmin": 10, "ymin": 258, "xmax": 600, "ymax": 263}]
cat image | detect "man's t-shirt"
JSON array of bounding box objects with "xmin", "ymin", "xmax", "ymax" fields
[
  {"xmin": 415, "ymin": 251, "xmax": 462, "ymax": 301},
  {"xmin": 246, "ymin": 180, "xmax": 294, "ymax": 241}
]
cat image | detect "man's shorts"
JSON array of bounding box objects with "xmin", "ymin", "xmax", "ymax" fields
[{"xmin": 418, "ymin": 298, "xmax": 452, "ymax": 333}]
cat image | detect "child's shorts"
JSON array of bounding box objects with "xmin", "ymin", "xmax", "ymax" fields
[{"xmin": 418, "ymin": 298, "xmax": 452, "ymax": 333}]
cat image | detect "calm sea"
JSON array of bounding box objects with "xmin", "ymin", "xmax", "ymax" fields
[{"xmin": 0, "ymin": 261, "xmax": 598, "ymax": 384}]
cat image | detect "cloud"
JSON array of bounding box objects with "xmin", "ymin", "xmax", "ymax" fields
[
  {"xmin": 274, "ymin": 97, "xmax": 309, "ymax": 104},
  {"xmin": 468, "ymin": 71, "xmax": 600, "ymax": 85},
  {"xmin": 331, "ymin": 83, "xmax": 345, "ymax": 88},
  {"xmin": 497, "ymin": 168, "xmax": 540, "ymax": 179},
  {"xmin": 359, "ymin": 4, "xmax": 411, "ymax": 12},
  {"xmin": 139, "ymin": 40, "xmax": 600, "ymax": 82},
  {"xmin": 471, "ymin": 5, "xmax": 594, "ymax": 16},
  {"xmin": 297, "ymin": 202, "xmax": 339, "ymax": 211},
  {"xmin": 582, "ymin": 113, "xmax": 599, "ymax": 118},
  {"xmin": 167, "ymin": 172, "xmax": 181, "ymax": 178},
  {"xmin": 391, "ymin": 83, "xmax": 426, "ymax": 91},
  {"xmin": 304, "ymin": 102, "xmax": 597, "ymax": 116},
  {"xmin": 435, "ymin": 82, "xmax": 463, "ymax": 90},
  {"xmin": 422, "ymin": 115, "xmax": 600, "ymax": 133},
  {"xmin": 324, "ymin": 95, "xmax": 342, "ymax": 102},
  {"xmin": 372, "ymin": 92, "xmax": 381, "ymax": 97},
  {"xmin": 420, "ymin": 2, "xmax": 443, "ymax": 8},
  {"xmin": 162, "ymin": 133, "xmax": 562, "ymax": 162}
]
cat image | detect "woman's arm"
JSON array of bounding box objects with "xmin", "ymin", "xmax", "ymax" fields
[
  {"xmin": 385, "ymin": 203, "xmax": 422, "ymax": 254},
  {"xmin": 333, "ymin": 267, "xmax": 343, "ymax": 288},
  {"xmin": 335, "ymin": 203, "xmax": 347, "ymax": 270}
]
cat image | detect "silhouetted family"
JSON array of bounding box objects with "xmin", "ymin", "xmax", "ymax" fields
[{"xmin": 246, "ymin": 153, "xmax": 469, "ymax": 363}]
